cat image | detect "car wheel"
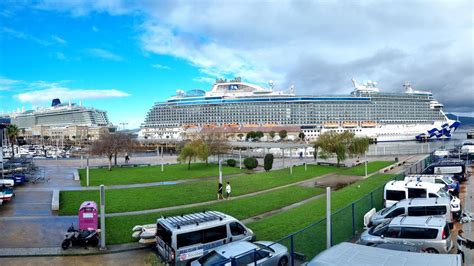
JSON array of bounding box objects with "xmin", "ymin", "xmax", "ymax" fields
[
  {"xmin": 425, "ymin": 248, "xmax": 439, "ymax": 254},
  {"xmin": 366, "ymin": 243, "xmax": 375, "ymax": 247},
  {"xmin": 278, "ymin": 256, "xmax": 288, "ymax": 266}
]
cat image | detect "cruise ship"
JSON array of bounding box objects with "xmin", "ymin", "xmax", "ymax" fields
[
  {"xmin": 141, "ymin": 78, "xmax": 460, "ymax": 142},
  {"xmin": 7, "ymin": 99, "xmax": 111, "ymax": 129}
]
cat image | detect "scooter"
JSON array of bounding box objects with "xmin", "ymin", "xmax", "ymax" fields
[{"xmin": 61, "ymin": 224, "xmax": 100, "ymax": 250}]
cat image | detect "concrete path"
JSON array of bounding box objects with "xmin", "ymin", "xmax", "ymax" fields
[{"xmin": 0, "ymin": 248, "xmax": 158, "ymax": 265}]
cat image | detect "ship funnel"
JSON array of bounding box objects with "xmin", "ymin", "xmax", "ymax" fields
[{"xmin": 51, "ymin": 98, "xmax": 61, "ymax": 107}]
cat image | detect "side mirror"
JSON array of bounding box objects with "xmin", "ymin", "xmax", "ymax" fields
[
  {"xmin": 380, "ymin": 235, "xmax": 384, "ymax": 239},
  {"xmin": 244, "ymin": 230, "xmax": 247, "ymax": 235}
]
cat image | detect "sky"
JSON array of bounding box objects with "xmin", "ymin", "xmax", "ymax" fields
[{"xmin": 0, "ymin": 0, "xmax": 473, "ymax": 129}]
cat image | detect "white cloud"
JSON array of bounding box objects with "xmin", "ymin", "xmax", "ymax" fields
[
  {"xmin": 87, "ymin": 48, "xmax": 123, "ymax": 61},
  {"xmin": 25, "ymin": 0, "xmax": 474, "ymax": 113},
  {"xmin": 55, "ymin": 52, "xmax": 66, "ymax": 60},
  {"xmin": 92, "ymin": 26, "xmax": 99, "ymax": 32},
  {"xmin": 16, "ymin": 87, "xmax": 130, "ymax": 104},
  {"xmin": 2, "ymin": 27, "xmax": 51, "ymax": 46},
  {"xmin": 0, "ymin": 76, "xmax": 22, "ymax": 91},
  {"xmin": 51, "ymin": 34, "xmax": 67, "ymax": 45},
  {"xmin": 151, "ymin": 63, "xmax": 170, "ymax": 70}
]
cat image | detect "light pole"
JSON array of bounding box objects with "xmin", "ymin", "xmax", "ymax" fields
[
  {"xmin": 326, "ymin": 187, "xmax": 331, "ymax": 248},
  {"xmin": 86, "ymin": 155, "xmax": 90, "ymax": 187},
  {"xmin": 218, "ymin": 158, "xmax": 223, "ymax": 184},
  {"xmin": 239, "ymin": 149, "xmax": 242, "ymax": 169},
  {"xmin": 161, "ymin": 146, "xmax": 164, "ymax": 172},
  {"xmin": 364, "ymin": 152, "xmax": 368, "ymax": 178},
  {"xmin": 99, "ymin": 184, "xmax": 106, "ymax": 250}
]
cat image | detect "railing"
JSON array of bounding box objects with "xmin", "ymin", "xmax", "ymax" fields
[{"xmin": 223, "ymin": 155, "xmax": 433, "ymax": 265}]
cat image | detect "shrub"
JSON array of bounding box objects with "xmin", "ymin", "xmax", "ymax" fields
[
  {"xmin": 264, "ymin": 153, "xmax": 274, "ymax": 172},
  {"xmin": 227, "ymin": 159, "xmax": 237, "ymax": 167},
  {"xmin": 243, "ymin": 157, "xmax": 258, "ymax": 170}
]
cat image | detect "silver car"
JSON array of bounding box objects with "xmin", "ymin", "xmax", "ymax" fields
[
  {"xmin": 358, "ymin": 215, "xmax": 453, "ymax": 254},
  {"xmin": 190, "ymin": 241, "xmax": 289, "ymax": 266}
]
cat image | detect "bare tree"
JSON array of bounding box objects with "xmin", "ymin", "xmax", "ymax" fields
[
  {"xmin": 198, "ymin": 131, "xmax": 230, "ymax": 163},
  {"xmin": 90, "ymin": 133, "xmax": 138, "ymax": 171}
]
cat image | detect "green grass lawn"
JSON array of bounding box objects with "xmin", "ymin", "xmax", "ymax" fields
[
  {"xmin": 336, "ymin": 161, "xmax": 394, "ymax": 176},
  {"xmin": 61, "ymin": 161, "xmax": 394, "ymax": 215},
  {"xmin": 61, "ymin": 164, "xmax": 339, "ymax": 215},
  {"xmin": 79, "ymin": 163, "xmax": 245, "ymax": 186},
  {"xmin": 105, "ymin": 185, "xmax": 325, "ymax": 244},
  {"xmin": 247, "ymin": 173, "xmax": 397, "ymax": 258}
]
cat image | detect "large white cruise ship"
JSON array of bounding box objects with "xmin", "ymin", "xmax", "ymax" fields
[{"xmin": 141, "ymin": 78, "xmax": 460, "ymax": 142}]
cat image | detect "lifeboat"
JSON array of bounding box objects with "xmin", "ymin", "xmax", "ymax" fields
[
  {"xmin": 361, "ymin": 121, "xmax": 377, "ymax": 128},
  {"xmin": 342, "ymin": 122, "xmax": 358, "ymax": 128},
  {"xmin": 323, "ymin": 122, "xmax": 339, "ymax": 128}
]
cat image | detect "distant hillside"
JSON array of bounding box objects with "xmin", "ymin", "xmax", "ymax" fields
[{"xmin": 446, "ymin": 114, "xmax": 474, "ymax": 126}]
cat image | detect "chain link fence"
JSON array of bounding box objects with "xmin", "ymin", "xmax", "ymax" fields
[{"xmin": 226, "ymin": 155, "xmax": 433, "ymax": 265}]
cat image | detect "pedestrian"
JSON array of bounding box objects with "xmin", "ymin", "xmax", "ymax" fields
[
  {"xmin": 225, "ymin": 182, "xmax": 231, "ymax": 200},
  {"xmin": 217, "ymin": 182, "xmax": 224, "ymax": 200},
  {"xmin": 125, "ymin": 153, "xmax": 130, "ymax": 164},
  {"xmin": 457, "ymin": 229, "xmax": 469, "ymax": 264}
]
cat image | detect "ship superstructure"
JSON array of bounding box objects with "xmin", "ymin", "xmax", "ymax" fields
[{"xmin": 141, "ymin": 78, "xmax": 459, "ymax": 142}]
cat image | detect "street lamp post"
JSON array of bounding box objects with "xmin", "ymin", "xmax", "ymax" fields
[{"xmin": 86, "ymin": 155, "xmax": 90, "ymax": 187}]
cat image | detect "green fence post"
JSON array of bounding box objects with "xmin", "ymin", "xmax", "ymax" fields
[
  {"xmin": 370, "ymin": 192, "xmax": 374, "ymax": 209},
  {"xmin": 352, "ymin": 203, "xmax": 356, "ymax": 236}
]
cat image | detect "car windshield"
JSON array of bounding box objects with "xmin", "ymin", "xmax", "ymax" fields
[
  {"xmin": 369, "ymin": 220, "xmax": 390, "ymax": 236},
  {"xmin": 437, "ymin": 189, "xmax": 449, "ymax": 198},
  {"xmin": 254, "ymin": 243, "xmax": 274, "ymax": 253},
  {"xmin": 442, "ymin": 176, "xmax": 453, "ymax": 185},
  {"xmin": 380, "ymin": 204, "xmax": 398, "ymax": 215},
  {"xmin": 198, "ymin": 251, "xmax": 227, "ymax": 265}
]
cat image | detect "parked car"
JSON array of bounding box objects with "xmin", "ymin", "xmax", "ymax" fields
[
  {"xmin": 155, "ymin": 211, "xmax": 255, "ymax": 265},
  {"xmin": 403, "ymin": 175, "xmax": 454, "ymax": 189},
  {"xmin": 191, "ymin": 241, "xmax": 289, "ymax": 266},
  {"xmin": 358, "ymin": 216, "xmax": 453, "ymax": 254},
  {"xmin": 423, "ymin": 160, "xmax": 469, "ymax": 182},
  {"xmin": 384, "ymin": 180, "xmax": 451, "ymax": 208},
  {"xmin": 368, "ymin": 197, "xmax": 456, "ymax": 228}
]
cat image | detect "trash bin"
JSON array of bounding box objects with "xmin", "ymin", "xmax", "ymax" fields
[
  {"xmin": 79, "ymin": 201, "xmax": 98, "ymax": 231},
  {"xmin": 395, "ymin": 157, "xmax": 399, "ymax": 162}
]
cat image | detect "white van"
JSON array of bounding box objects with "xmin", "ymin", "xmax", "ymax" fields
[
  {"xmin": 384, "ymin": 180, "xmax": 451, "ymax": 208},
  {"xmin": 403, "ymin": 175, "xmax": 454, "ymax": 189},
  {"xmin": 155, "ymin": 211, "xmax": 255, "ymax": 265}
]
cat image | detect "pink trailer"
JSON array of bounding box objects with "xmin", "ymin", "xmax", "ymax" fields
[{"xmin": 78, "ymin": 201, "xmax": 98, "ymax": 231}]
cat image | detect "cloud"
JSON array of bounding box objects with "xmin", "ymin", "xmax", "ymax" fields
[
  {"xmin": 0, "ymin": 76, "xmax": 22, "ymax": 91},
  {"xmin": 2, "ymin": 27, "xmax": 51, "ymax": 46},
  {"xmin": 87, "ymin": 48, "xmax": 123, "ymax": 61},
  {"xmin": 55, "ymin": 52, "xmax": 66, "ymax": 60},
  {"xmin": 92, "ymin": 26, "xmax": 99, "ymax": 32},
  {"xmin": 193, "ymin": 77, "xmax": 215, "ymax": 84},
  {"xmin": 26, "ymin": 0, "xmax": 474, "ymax": 113},
  {"xmin": 16, "ymin": 87, "xmax": 130, "ymax": 104},
  {"xmin": 51, "ymin": 34, "xmax": 67, "ymax": 45},
  {"xmin": 151, "ymin": 63, "xmax": 170, "ymax": 70}
]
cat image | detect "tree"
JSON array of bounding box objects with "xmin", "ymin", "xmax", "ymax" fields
[
  {"xmin": 313, "ymin": 131, "xmax": 355, "ymax": 167},
  {"xmin": 263, "ymin": 153, "xmax": 274, "ymax": 171},
  {"xmin": 178, "ymin": 143, "xmax": 198, "ymax": 170},
  {"xmin": 298, "ymin": 132, "xmax": 305, "ymax": 141},
  {"xmin": 227, "ymin": 159, "xmax": 236, "ymax": 167},
  {"xmin": 6, "ymin": 124, "xmax": 20, "ymax": 158},
  {"xmin": 278, "ymin": 130, "xmax": 287, "ymax": 141},
  {"xmin": 269, "ymin": 131, "xmax": 276, "ymax": 140},
  {"xmin": 348, "ymin": 137, "xmax": 370, "ymax": 161},
  {"xmin": 199, "ymin": 131, "xmax": 230, "ymax": 163},
  {"xmin": 243, "ymin": 157, "xmax": 258, "ymax": 170},
  {"xmin": 255, "ymin": 131, "xmax": 264, "ymax": 140},
  {"xmin": 246, "ymin": 131, "xmax": 256, "ymax": 141},
  {"xmin": 313, "ymin": 143, "xmax": 320, "ymax": 162},
  {"xmin": 90, "ymin": 132, "xmax": 138, "ymax": 171}
]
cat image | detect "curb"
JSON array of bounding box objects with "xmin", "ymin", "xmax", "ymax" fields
[{"xmin": 0, "ymin": 243, "xmax": 150, "ymax": 258}]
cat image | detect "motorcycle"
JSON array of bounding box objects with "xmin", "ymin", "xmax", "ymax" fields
[{"xmin": 61, "ymin": 224, "xmax": 100, "ymax": 250}]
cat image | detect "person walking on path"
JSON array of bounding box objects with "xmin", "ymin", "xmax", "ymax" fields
[
  {"xmin": 225, "ymin": 182, "xmax": 231, "ymax": 200},
  {"xmin": 217, "ymin": 182, "xmax": 224, "ymax": 200},
  {"xmin": 457, "ymin": 229, "xmax": 471, "ymax": 264}
]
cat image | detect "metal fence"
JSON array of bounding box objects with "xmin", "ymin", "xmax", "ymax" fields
[{"xmin": 224, "ymin": 155, "xmax": 434, "ymax": 265}]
